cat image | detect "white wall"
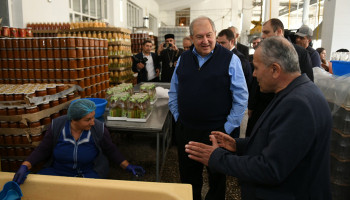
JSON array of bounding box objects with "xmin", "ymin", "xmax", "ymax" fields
[{"xmin": 21, "ymin": 0, "xmax": 70, "ymax": 26}]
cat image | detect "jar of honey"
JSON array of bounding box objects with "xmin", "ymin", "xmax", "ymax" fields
[
  {"xmin": 55, "ymin": 69, "xmax": 63, "ymax": 79},
  {"xmin": 77, "ymin": 58, "xmax": 85, "ymax": 68},
  {"xmin": 62, "ymin": 69, "xmax": 69, "ymax": 79},
  {"xmin": 46, "ymin": 86, "xmax": 57, "ymax": 95},
  {"xmin": 53, "ymin": 38, "xmax": 60, "ymax": 48},
  {"xmin": 34, "ymin": 69, "xmax": 42, "ymax": 79},
  {"xmin": 67, "ymin": 48, "xmax": 76, "ymax": 58},
  {"xmin": 68, "ymin": 59, "xmax": 77, "ymax": 69},
  {"xmin": 60, "ymin": 49, "xmax": 68, "ymax": 58},
  {"xmin": 59, "ymin": 37, "xmax": 67, "ymax": 48},
  {"xmin": 61, "ymin": 58, "xmax": 68, "ymax": 68},
  {"xmin": 76, "ymin": 48, "xmax": 83, "ymax": 58},
  {"xmin": 83, "ymin": 48, "xmax": 90, "ymax": 57},
  {"xmin": 46, "ymin": 48, "xmax": 53, "ymax": 58},
  {"xmin": 54, "ymin": 59, "xmax": 61, "ymax": 69},
  {"xmin": 40, "ymin": 49, "xmax": 47, "ymax": 58}
]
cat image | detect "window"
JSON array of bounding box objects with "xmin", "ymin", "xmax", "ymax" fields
[
  {"xmin": 176, "ymin": 8, "xmax": 190, "ymax": 26},
  {"xmin": 127, "ymin": 1, "xmax": 142, "ymax": 28},
  {"xmin": 149, "ymin": 14, "xmax": 157, "ymax": 34},
  {"xmin": 70, "ymin": 0, "xmax": 107, "ymax": 22}
]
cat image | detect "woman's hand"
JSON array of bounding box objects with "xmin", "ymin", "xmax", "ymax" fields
[{"xmin": 211, "ymin": 131, "xmax": 237, "ymax": 152}]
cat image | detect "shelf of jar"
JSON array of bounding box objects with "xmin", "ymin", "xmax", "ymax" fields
[
  {"xmin": 108, "ymin": 55, "xmax": 132, "ymax": 59},
  {"xmin": 109, "ymin": 66, "xmax": 132, "ymax": 71},
  {"xmin": 108, "ymin": 41, "xmax": 131, "ymax": 46}
]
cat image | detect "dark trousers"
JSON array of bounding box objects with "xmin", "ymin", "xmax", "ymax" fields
[{"xmin": 175, "ymin": 121, "xmax": 226, "ymax": 200}]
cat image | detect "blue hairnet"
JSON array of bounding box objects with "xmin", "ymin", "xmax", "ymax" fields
[{"xmin": 67, "ymin": 99, "xmax": 96, "ymax": 120}]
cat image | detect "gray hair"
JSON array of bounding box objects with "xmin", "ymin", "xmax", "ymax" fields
[
  {"xmin": 258, "ymin": 36, "xmax": 300, "ymax": 73},
  {"xmin": 189, "ymin": 16, "xmax": 216, "ymax": 36}
]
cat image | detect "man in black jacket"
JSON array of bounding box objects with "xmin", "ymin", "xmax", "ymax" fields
[
  {"xmin": 132, "ymin": 40, "xmax": 160, "ymax": 83},
  {"xmin": 246, "ymin": 18, "xmax": 314, "ymax": 137},
  {"xmin": 228, "ymin": 26, "xmax": 250, "ymax": 60},
  {"xmin": 217, "ymin": 28, "xmax": 252, "ymax": 89}
]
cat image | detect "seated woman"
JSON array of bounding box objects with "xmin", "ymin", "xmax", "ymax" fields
[
  {"xmin": 316, "ymin": 47, "xmax": 332, "ymax": 73},
  {"xmin": 13, "ymin": 99, "xmax": 145, "ymax": 184}
]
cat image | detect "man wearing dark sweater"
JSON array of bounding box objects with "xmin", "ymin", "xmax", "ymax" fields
[{"xmin": 168, "ymin": 17, "xmax": 248, "ymax": 200}]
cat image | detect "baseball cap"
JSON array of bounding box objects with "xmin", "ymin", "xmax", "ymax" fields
[{"xmin": 295, "ymin": 25, "xmax": 313, "ymax": 37}]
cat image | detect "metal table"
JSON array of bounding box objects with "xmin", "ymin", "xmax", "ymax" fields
[{"xmin": 105, "ymin": 83, "xmax": 172, "ymax": 181}]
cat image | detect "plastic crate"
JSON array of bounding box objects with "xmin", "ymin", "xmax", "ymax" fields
[{"xmin": 331, "ymin": 61, "xmax": 350, "ymax": 76}]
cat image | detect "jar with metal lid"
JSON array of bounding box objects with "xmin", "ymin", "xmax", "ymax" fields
[
  {"xmin": 19, "ymin": 49, "xmax": 26, "ymax": 59},
  {"xmin": 85, "ymin": 67, "xmax": 91, "ymax": 76},
  {"xmin": 16, "ymin": 106, "xmax": 26, "ymax": 115},
  {"xmin": 0, "ymin": 135, "xmax": 5, "ymax": 145},
  {"xmin": 39, "ymin": 38, "xmax": 46, "ymax": 48},
  {"xmin": 0, "ymin": 121, "xmax": 8, "ymax": 128},
  {"xmin": 83, "ymin": 47, "xmax": 90, "ymax": 57},
  {"xmin": 53, "ymin": 38, "xmax": 60, "ymax": 48},
  {"xmin": 0, "ymin": 108, "xmax": 7, "ymax": 116},
  {"xmin": 24, "ymin": 147, "xmax": 33, "ymax": 156},
  {"xmin": 27, "ymin": 59, "xmax": 34, "ymax": 69},
  {"xmin": 8, "ymin": 122, "xmax": 17, "ymax": 128},
  {"xmin": 85, "ymin": 87, "xmax": 92, "ymax": 96},
  {"xmin": 60, "ymin": 48, "xmax": 68, "ymax": 58},
  {"xmin": 41, "ymin": 69, "xmax": 48, "ymax": 79},
  {"xmin": 68, "ymin": 48, "xmax": 76, "ymax": 58},
  {"xmin": 46, "ymin": 86, "xmax": 57, "ymax": 95},
  {"xmin": 35, "ymin": 89, "xmax": 47, "ymax": 97},
  {"xmin": 21, "ymin": 135, "xmax": 30, "ymax": 144},
  {"xmin": 47, "ymin": 59, "xmax": 54, "ymax": 69},
  {"xmin": 5, "ymin": 93, "xmax": 14, "ymax": 101},
  {"xmin": 67, "ymin": 93, "xmax": 75, "ymax": 101},
  {"xmin": 50, "ymin": 112, "xmax": 60, "ymax": 120},
  {"xmin": 21, "ymin": 69, "xmax": 28, "ymax": 79},
  {"xmin": 77, "ymin": 68, "xmax": 85, "ymax": 78},
  {"xmin": 79, "ymin": 90, "xmax": 86, "ymax": 98},
  {"xmin": 46, "ymin": 48, "xmax": 53, "ymax": 58},
  {"xmin": 38, "ymin": 102, "xmax": 50, "ymax": 110},
  {"xmin": 1, "ymin": 159, "xmax": 10, "ymax": 172},
  {"xmin": 50, "ymin": 99, "xmax": 60, "ymax": 107},
  {"xmin": 13, "ymin": 135, "xmax": 21, "ymax": 145},
  {"xmin": 7, "ymin": 107, "xmax": 16, "ymax": 116},
  {"xmin": 15, "ymin": 147, "xmax": 25, "ymax": 156},
  {"xmin": 46, "ymin": 37, "xmax": 53, "ymax": 48},
  {"xmin": 78, "ymin": 79, "xmax": 85, "ymax": 88},
  {"xmin": 5, "ymin": 135, "xmax": 13, "ymax": 145},
  {"xmin": 18, "ymin": 122, "xmax": 28, "ymax": 128},
  {"xmin": 91, "ymin": 76, "xmax": 96, "ymax": 85},
  {"xmin": 76, "ymin": 48, "xmax": 83, "ymax": 58},
  {"xmin": 84, "ymin": 57, "xmax": 91, "ymax": 67},
  {"xmin": 0, "ymin": 146, "xmax": 6, "ymax": 155},
  {"xmin": 31, "ymin": 133, "xmax": 43, "ymax": 142},
  {"xmin": 9, "ymin": 159, "xmax": 17, "ymax": 172},
  {"xmin": 40, "ymin": 49, "xmax": 47, "ymax": 58},
  {"xmin": 54, "ymin": 59, "xmax": 61, "ymax": 69},
  {"xmin": 41, "ymin": 59, "xmax": 48, "ymax": 69},
  {"xmin": 40, "ymin": 117, "xmax": 51, "ymax": 125},
  {"xmin": 68, "ymin": 59, "xmax": 77, "ymax": 69},
  {"xmin": 61, "ymin": 58, "xmax": 68, "ymax": 68},
  {"xmin": 26, "ymin": 105, "xmax": 39, "ymax": 114},
  {"xmin": 56, "ymin": 84, "xmax": 65, "ymax": 92},
  {"xmin": 14, "ymin": 93, "xmax": 24, "ymax": 101},
  {"xmin": 91, "ymin": 85, "xmax": 97, "ymax": 94},
  {"xmin": 62, "ymin": 69, "xmax": 69, "ymax": 79},
  {"xmin": 77, "ymin": 58, "xmax": 85, "ymax": 68},
  {"xmin": 60, "ymin": 109, "xmax": 68, "ymax": 115},
  {"xmin": 67, "ymin": 37, "xmax": 76, "ymax": 47},
  {"xmin": 29, "ymin": 121, "xmax": 41, "ymax": 128},
  {"xmin": 59, "ymin": 96, "xmax": 68, "ymax": 104},
  {"xmin": 25, "ymin": 38, "xmax": 32, "ymax": 48},
  {"xmin": 69, "ymin": 69, "xmax": 78, "ymax": 79},
  {"xmin": 84, "ymin": 77, "xmax": 91, "ymax": 87},
  {"xmin": 89, "ymin": 48, "xmax": 95, "ymax": 57}
]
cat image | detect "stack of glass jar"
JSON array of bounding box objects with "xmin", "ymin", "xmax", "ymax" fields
[
  {"xmin": 131, "ymin": 33, "xmax": 151, "ymax": 54},
  {"xmin": 0, "ymin": 37, "xmax": 110, "ymax": 98},
  {"xmin": 0, "ymin": 83, "xmax": 78, "ymax": 172},
  {"xmin": 140, "ymin": 83, "xmax": 157, "ymax": 103}
]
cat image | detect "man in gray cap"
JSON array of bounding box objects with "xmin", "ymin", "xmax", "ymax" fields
[{"xmin": 295, "ymin": 25, "xmax": 321, "ymax": 68}]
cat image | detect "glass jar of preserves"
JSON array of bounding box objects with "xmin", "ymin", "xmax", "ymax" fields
[
  {"xmin": 59, "ymin": 37, "xmax": 67, "ymax": 48},
  {"xmin": 68, "ymin": 48, "xmax": 76, "ymax": 58},
  {"xmin": 56, "ymin": 84, "xmax": 65, "ymax": 92},
  {"xmin": 60, "ymin": 49, "xmax": 68, "ymax": 58},
  {"xmin": 29, "ymin": 121, "xmax": 41, "ymax": 128},
  {"xmin": 26, "ymin": 105, "xmax": 39, "ymax": 114},
  {"xmin": 61, "ymin": 58, "xmax": 68, "ymax": 68},
  {"xmin": 50, "ymin": 99, "xmax": 60, "ymax": 107},
  {"xmin": 21, "ymin": 135, "xmax": 30, "ymax": 144},
  {"xmin": 13, "ymin": 135, "xmax": 21, "ymax": 145},
  {"xmin": 31, "ymin": 133, "xmax": 43, "ymax": 142},
  {"xmin": 40, "ymin": 117, "xmax": 51, "ymax": 125},
  {"xmin": 0, "ymin": 121, "xmax": 8, "ymax": 128},
  {"xmin": 7, "ymin": 107, "xmax": 16, "ymax": 116},
  {"xmin": 5, "ymin": 135, "xmax": 13, "ymax": 145},
  {"xmin": 67, "ymin": 93, "xmax": 75, "ymax": 101},
  {"xmin": 53, "ymin": 38, "xmax": 60, "ymax": 48},
  {"xmin": 50, "ymin": 112, "xmax": 60, "ymax": 120},
  {"xmin": 60, "ymin": 109, "xmax": 68, "ymax": 115},
  {"xmin": 18, "ymin": 122, "xmax": 28, "ymax": 128},
  {"xmin": 38, "ymin": 102, "xmax": 50, "ymax": 110},
  {"xmin": 59, "ymin": 96, "xmax": 68, "ymax": 104},
  {"xmin": 35, "ymin": 89, "xmax": 47, "ymax": 97},
  {"xmin": 15, "ymin": 147, "xmax": 24, "ymax": 156},
  {"xmin": 16, "ymin": 106, "xmax": 26, "ymax": 115},
  {"xmin": 24, "ymin": 147, "xmax": 33, "ymax": 156},
  {"xmin": 68, "ymin": 58, "xmax": 77, "ymax": 69},
  {"xmin": 67, "ymin": 37, "xmax": 76, "ymax": 47},
  {"xmin": 8, "ymin": 122, "xmax": 17, "ymax": 128},
  {"xmin": 46, "ymin": 86, "xmax": 57, "ymax": 95},
  {"xmin": 0, "ymin": 108, "xmax": 7, "ymax": 116}
]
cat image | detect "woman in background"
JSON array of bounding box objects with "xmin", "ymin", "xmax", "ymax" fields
[{"xmin": 316, "ymin": 47, "xmax": 332, "ymax": 73}]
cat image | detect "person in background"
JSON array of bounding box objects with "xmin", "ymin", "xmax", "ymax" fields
[
  {"xmin": 249, "ymin": 36, "xmax": 261, "ymax": 62},
  {"xmin": 185, "ymin": 36, "xmax": 332, "ymax": 200},
  {"xmin": 217, "ymin": 28, "xmax": 252, "ymax": 89},
  {"xmin": 169, "ymin": 16, "xmax": 248, "ymax": 200},
  {"xmin": 182, "ymin": 36, "xmax": 192, "ymax": 51},
  {"xmin": 132, "ymin": 40, "xmax": 160, "ymax": 83},
  {"xmin": 246, "ymin": 18, "xmax": 314, "ymax": 137},
  {"xmin": 295, "ymin": 25, "xmax": 321, "ymax": 68},
  {"xmin": 157, "ymin": 34, "xmax": 183, "ymax": 82},
  {"xmin": 316, "ymin": 47, "xmax": 332, "ymax": 73},
  {"xmin": 13, "ymin": 99, "xmax": 145, "ymax": 185},
  {"xmin": 228, "ymin": 26, "xmax": 249, "ymax": 60}
]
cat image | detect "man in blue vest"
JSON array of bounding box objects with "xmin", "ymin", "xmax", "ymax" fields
[{"xmin": 168, "ymin": 16, "xmax": 248, "ymax": 200}]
